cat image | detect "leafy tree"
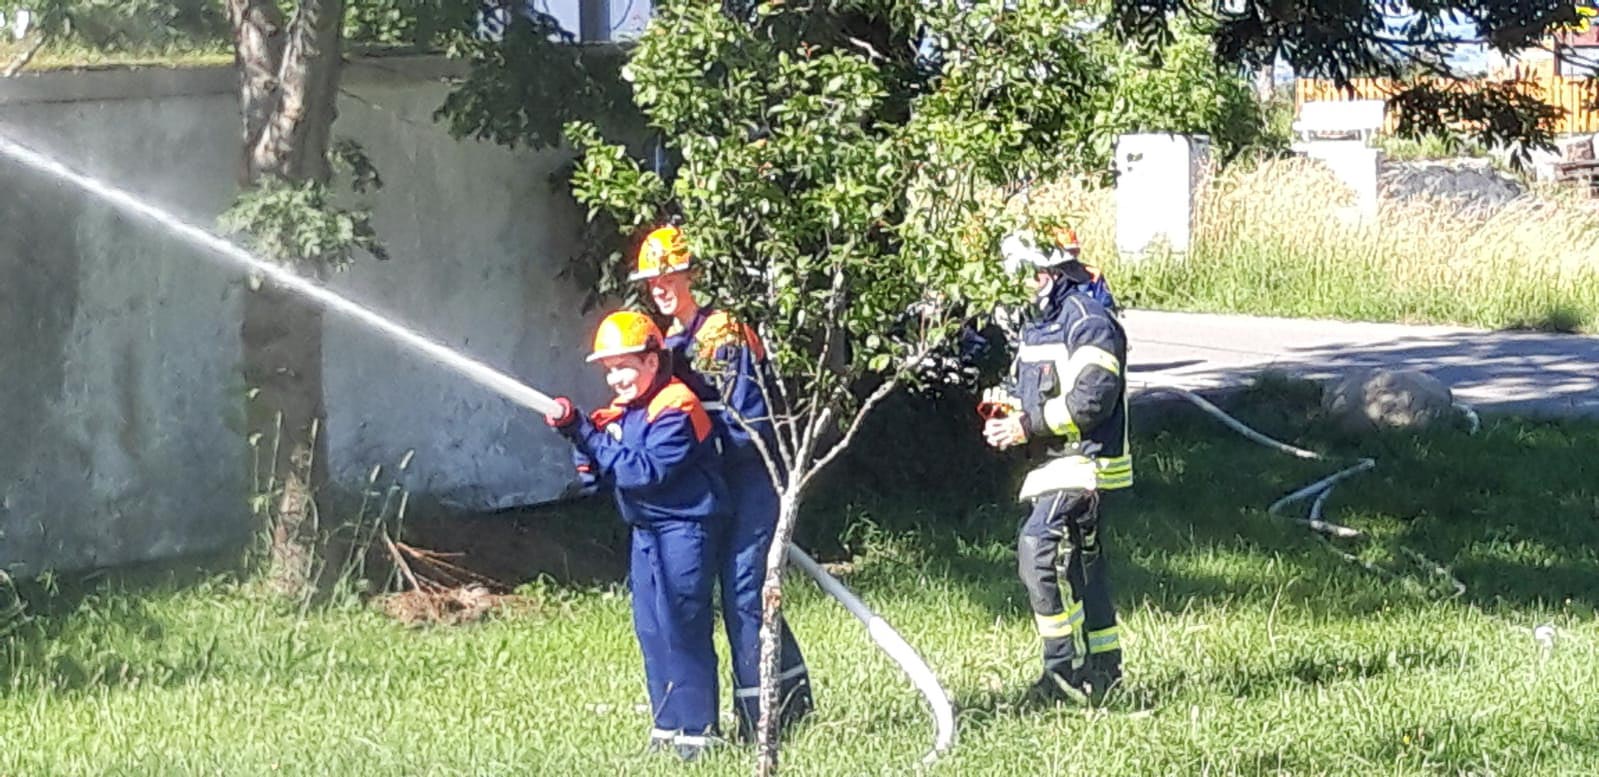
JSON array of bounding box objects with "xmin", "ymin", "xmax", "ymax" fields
[
  {"xmin": 1188, "ymin": 0, "xmax": 1597, "ymax": 154},
  {"xmin": 561, "ymin": 2, "xmax": 1128, "ymax": 769},
  {"xmin": 1091, "ymin": 23, "xmax": 1279, "ymax": 167}
]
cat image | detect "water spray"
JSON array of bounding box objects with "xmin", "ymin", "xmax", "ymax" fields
[
  {"xmin": 0, "ymin": 133, "xmax": 563, "ymax": 418},
  {"xmin": 0, "ymin": 133, "xmax": 955, "ymax": 761}
]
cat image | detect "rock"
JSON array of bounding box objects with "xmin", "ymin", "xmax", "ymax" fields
[
  {"xmin": 1558, "ymin": 135, "xmax": 1596, "ymax": 163},
  {"xmin": 1322, "ymin": 368, "xmax": 1455, "ymax": 434},
  {"xmin": 1379, "ymin": 159, "xmax": 1526, "ymax": 213}
]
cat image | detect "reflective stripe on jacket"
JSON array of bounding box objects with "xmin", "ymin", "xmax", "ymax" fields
[{"xmin": 1012, "ymin": 280, "xmax": 1133, "ymax": 497}]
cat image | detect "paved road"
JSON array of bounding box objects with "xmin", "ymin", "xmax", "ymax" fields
[{"xmin": 1120, "ymin": 309, "xmax": 1599, "ymax": 418}]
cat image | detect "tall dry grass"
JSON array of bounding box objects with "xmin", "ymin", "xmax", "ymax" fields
[{"xmin": 1019, "ymin": 158, "xmax": 1599, "ymax": 331}]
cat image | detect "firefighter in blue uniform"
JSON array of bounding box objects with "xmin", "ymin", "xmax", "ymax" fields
[
  {"xmin": 545, "ymin": 310, "xmax": 728, "ymax": 760},
  {"xmin": 981, "ymin": 227, "xmax": 1133, "ymax": 705},
  {"xmin": 631, "ymin": 225, "xmax": 815, "ymax": 742}
]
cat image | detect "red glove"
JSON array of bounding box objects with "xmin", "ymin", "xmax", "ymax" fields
[{"xmin": 545, "ymin": 397, "xmax": 579, "ymax": 429}]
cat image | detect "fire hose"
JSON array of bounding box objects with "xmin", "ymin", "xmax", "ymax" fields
[{"xmin": 0, "ymin": 132, "xmax": 958, "ymax": 764}]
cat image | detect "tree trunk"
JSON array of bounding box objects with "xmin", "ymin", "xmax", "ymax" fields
[
  {"xmin": 229, "ymin": 0, "xmax": 345, "ymax": 598},
  {"xmin": 1255, "ymin": 61, "xmax": 1277, "ymax": 104},
  {"xmin": 244, "ymin": 283, "xmax": 330, "ymax": 596},
  {"xmin": 755, "ymin": 491, "xmax": 802, "ymax": 776}
]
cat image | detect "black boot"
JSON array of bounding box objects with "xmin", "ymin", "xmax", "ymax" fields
[
  {"xmin": 733, "ymin": 678, "xmax": 816, "ymax": 744},
  {"xmin": 780, "ymin": 677, "xmax": 816, "ymax": 730},
  {"xmin": 1024, "ymin": 669, "xmax": 1090, "ymax": 706},
  {"xmin": 1081, "ymin": 651, "xmax": 1123, "ymax": 706}
]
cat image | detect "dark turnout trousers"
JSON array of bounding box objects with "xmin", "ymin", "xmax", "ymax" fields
[{"xmin": 1018, "ymin": 488, "xmax": 1122, "ymax": 684}]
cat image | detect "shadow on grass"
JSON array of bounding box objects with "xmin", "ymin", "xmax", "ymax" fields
[
  {"xmin": 9, "ymin": 388, "xmax": 1595, "ymax": 707},
  {"xmin": 822, "ymin": 389, "xmax": 1599, "ymax": 626},
  {"xmin": 1223, "ymin": 713, "xmax": 1599, "ymax": 774},
  {"xmin": 1, "ymin": 562, "xmax": 235, "ymax": 695},
  {"xmin": 1504, "ymin": 304, "xmax": 1590, "ymax": 334}
]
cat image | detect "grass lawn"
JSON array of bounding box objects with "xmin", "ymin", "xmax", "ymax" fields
[{"xmin": 4, "ymin": 395, "xmax": 1599, "ymax": 776}]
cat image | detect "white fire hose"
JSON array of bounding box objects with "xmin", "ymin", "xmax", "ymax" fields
[
  {"xmin": 0, "ymin": 132, "xmax": 957, "ymax": 765},
  {"xmin": 1134, "ymin": 380, "xmax": 1476, "ymax": 595},
  {"xmin": 787, "ymin": 546, "xmax": 956, "ymax": 763}
]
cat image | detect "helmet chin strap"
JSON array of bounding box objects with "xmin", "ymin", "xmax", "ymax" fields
[{"xmin": 1031, "ymin": 275, "xmax": 1056, "ymax": 309}]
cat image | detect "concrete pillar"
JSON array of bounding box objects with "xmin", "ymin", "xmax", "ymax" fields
[{"xmin": 1299, "ymin": 140, "xmax": 1382, "ymax": 219}]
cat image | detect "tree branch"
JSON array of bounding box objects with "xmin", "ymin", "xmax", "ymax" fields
[
  {"xmin": 754, "ymin": 358, "xmax": 799, "ymax": 477},
  {"xmin": 803, "ymin": 275, "xmax": 843, "ymax": 433},
  {"xmin": 796, "ymin": 372, "xmax": 902, "ymax": 495},
  {"xmin": 756, "ymin": 276, "xmax": 801, "ymax": 471},
  {"xmin": 795, "ymin": 247, "xmax": 851, "ymax": 471},
  {"xmin": 2, "ymin": 33, "xmax": 47, "ymax": 79},
  {"xmin": 720, "ymin": 402, "xmax": 789, "ymax": 496}
]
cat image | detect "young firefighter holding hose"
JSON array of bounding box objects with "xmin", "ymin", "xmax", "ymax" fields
[
  {"xmin": 544, "ymin": 311, "xmax": 728, "ymax": 761},
  {"xmin": 630, "ymin": 225, "xmax": 815, "ymax": 743},
  {"xmin": 981, "ymin": 227, "xmax": 1132, "ymax": 706}
]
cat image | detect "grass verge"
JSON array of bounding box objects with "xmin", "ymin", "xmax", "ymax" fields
[
  {"xmin": 3, "ymin": 403, "xmax": 1598, "ymax": 775},
  {"xmin": 1027, "ymin": 158, "xmax": 1599, "ymax": 333}
]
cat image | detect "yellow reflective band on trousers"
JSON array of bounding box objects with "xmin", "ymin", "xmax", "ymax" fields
[
  {"xmin": 1087, "ymin": 626, "xmax": 1121, "ymax": 654},
  {"xmin": 1019, "ymin": 456, "xmax": 1097, "ymax": 501},
  {"xmin": 1034, "ymin": 601, "xmax": 1085, "ymax": 639},
  {"xmin": 1021, "ymin": 454, "xmax": 1133, "ymax": 500}
]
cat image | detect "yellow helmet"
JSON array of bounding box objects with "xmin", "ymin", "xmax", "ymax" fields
[
  {"xmin": 630, "ymin": 225, "xmax": 693, "ymax": 282},
  {"xmin": 588, "ymin": 310, "xmax": 664, "ymax": 363}
]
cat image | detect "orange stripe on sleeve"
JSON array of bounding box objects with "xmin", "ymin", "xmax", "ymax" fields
[
  {"xmin": 646, "ymin": 380, "xmax": 713, "ymax": 441},
  {"xmin": 698, "ymin": 310, "xmax": 766, "ymax": 363}
]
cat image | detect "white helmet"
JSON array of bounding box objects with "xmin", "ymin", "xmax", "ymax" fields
[{"xmin": 1001, "ymin": 229, "xmax": 1079, "ymax": 275}]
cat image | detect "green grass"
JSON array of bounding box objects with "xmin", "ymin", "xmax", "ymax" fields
[
  {"xmin": 0, "ymin": 39, "xmax": 233, "ymax": 72},
  {"xmin": 5, "ymin": 403, "xmax": 1599, "ymax": 776},
  {"xmin": 1374, "ymin": 134, "xmax": 1492, "ymax": 164}
]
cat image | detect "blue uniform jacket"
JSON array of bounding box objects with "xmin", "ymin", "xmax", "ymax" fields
[
  {"xmin": 665, "ymin": 308, "xmax": 780, "ymax": 469},
  {"xmin": 560, "ymin": 377, "xmax": 728, "ymax": 525}
]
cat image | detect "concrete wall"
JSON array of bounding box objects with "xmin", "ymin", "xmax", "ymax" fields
[{"xmin": 0, "ymin": 57, "xmax": 612, "ymax": 575}]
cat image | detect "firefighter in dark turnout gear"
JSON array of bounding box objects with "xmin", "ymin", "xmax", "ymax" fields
[{"xmin": 983, "ymin": 227, "xmax": 1132, "ymax": 704}]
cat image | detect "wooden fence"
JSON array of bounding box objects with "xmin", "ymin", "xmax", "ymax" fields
[{"xmin": 1296, "ymin": 70, "xmax": 1599, "ymax": 136}]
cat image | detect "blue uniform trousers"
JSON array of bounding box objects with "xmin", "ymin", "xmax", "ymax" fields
[
  {"xmin": 1017, "ymin": 488, "xmax": 1120, "ymax": 680},
  {"xmin": 718, "ymin": 457, "xmax": 813, "ymax": 736},
  {"xmin": 630, "ymin": 517, "xmax": 721, "ymax": 737}
]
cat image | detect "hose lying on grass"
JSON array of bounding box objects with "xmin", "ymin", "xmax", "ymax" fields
[
  {"xmin": 1135, "ymin": 383, "xmax": 1472, "ymax": 598},
  {"xmin": 787, "ymin": 547, "xmax": 956, "ymax": 764}
]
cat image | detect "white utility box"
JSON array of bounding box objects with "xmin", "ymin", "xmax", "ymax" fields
[{"xmin": 1114, "ymin": 133, "xmax": 1210, "ymax": 258}]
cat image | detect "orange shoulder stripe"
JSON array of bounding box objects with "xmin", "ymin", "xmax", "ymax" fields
[
  {"xmin": 646, "ymin": 380, "xmax": 713, "ymax": 441},
  {"xmin": 590, "ymin": 405, "xmax": 626, "ymax": 430},
  {"xmin": 698, "ymin": 310, "xmax": 766, "ymax": 363}
]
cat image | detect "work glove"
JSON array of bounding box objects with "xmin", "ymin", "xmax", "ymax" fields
[
  {"xmin": 544, "ymin": 397, "xmax": 579, "ymax": 430},
  {"xmin": 977, "ymin": 385, "xmax": 1020, "ymax": 420}
]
